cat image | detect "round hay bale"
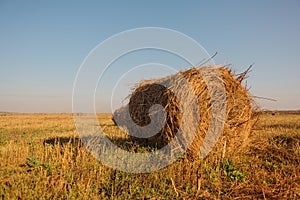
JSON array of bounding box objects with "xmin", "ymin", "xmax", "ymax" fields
[{"xmin": 113, "ymin": 65, "xmax": 255, "ymax": 159}]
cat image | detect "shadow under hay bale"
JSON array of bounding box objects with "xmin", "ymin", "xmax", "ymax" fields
[
  {"xmin": 43, "ymin": 137, "xmax": 83, "ymax": 147},
  {"xmin": 113, "ymin": 65, "xmax": 256, "ymax": 159}
]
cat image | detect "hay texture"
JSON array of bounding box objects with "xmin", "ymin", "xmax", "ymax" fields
[{"xmin": 113, "ymin": 65, "xmax": 254, "ymax": 159}]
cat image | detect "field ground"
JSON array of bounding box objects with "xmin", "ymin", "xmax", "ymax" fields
[{"xmin": 0, "ymin": 113, "xmax": 299, "ymax": 199}]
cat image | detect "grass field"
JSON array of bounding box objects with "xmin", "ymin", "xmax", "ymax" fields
[{"xmin": 0, "ymin": 113, "xmax": 299, "ymax": 199}]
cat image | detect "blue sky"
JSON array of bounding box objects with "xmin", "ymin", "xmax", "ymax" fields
[{"xmin": 0, "ymin": 0, "xmax": 299, "ymax": 113}]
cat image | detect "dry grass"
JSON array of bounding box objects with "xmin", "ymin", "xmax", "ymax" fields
[{"xmin": 0, "ymin": 112, "xmax": 299, "ymax": 199}]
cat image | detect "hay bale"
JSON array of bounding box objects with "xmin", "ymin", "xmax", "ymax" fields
[{"xmin": 113, "ymin": 65, "xmax": 255, "ymax": 159}]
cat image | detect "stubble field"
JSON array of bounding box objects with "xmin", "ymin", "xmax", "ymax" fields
[{"xmin": 0, "ymin": 112, "xmax": 299, "ymax": 199}]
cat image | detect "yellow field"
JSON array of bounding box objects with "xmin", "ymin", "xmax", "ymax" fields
[{"xmin": 0, "ymin": 113, "xmax": 299, "ymax": 199}]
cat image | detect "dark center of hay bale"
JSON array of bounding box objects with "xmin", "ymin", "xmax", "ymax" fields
[{"xmin": 116, "ymin": 83, "xmax": 182, "ymax": 148}]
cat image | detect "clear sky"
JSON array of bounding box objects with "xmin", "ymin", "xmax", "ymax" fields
[{"xmin": 0, "ymin": 0, "xmax": 299, "ymax": 113}]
